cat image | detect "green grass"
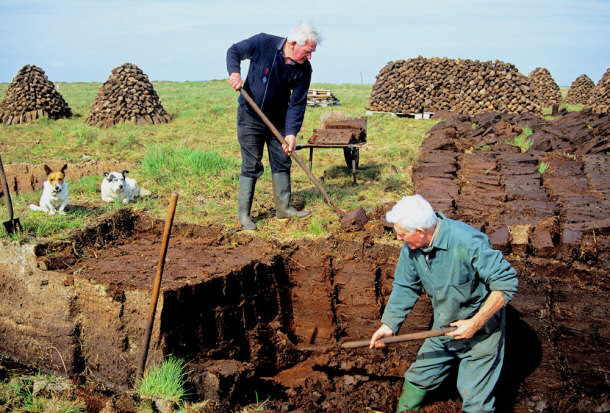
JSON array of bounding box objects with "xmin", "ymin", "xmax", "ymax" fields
[
  {"xmin": 538, "ymin": 161, "xmax": 550, "ymax": 174},
  {"xmin": 508, "ymin": 126, "xmax": 533, "ymax": 152},
  {"xmin": 136, "ymin": 356, "xmax": 188, "ymax": 403},
  {"xmin": 0, "ymin": 375, "xmax": 84, "ymax": 413},
  {"xmin": 0, "ymin": 80, "xmax": 441, "ymax": 241},
  {"xmin": 542, "ymin": 103, "xmax": 583, "ymax": 116},
  {"xmin": 0, "ymin": 173, "xmax": 131, "ymax": 241}
]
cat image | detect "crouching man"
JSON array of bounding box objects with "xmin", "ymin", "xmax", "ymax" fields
[{"xmin": 370, "ymin": 195, "xmax": 518, "ymax": 412}]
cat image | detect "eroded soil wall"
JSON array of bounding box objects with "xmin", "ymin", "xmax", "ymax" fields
[{"xmin": 0, "ymin": 209, "xmax": 608, "ymax": 411}]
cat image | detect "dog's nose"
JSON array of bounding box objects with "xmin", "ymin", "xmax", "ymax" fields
[{"xmin": 119, "ymin": 185, "xmax": 123, "ymax": 189}]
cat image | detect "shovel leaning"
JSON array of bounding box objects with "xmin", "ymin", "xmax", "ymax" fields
[
  {"xmin": 136, "ymin": 192, "xmax": 179, "ymax": 379},
  {"xmin": 0, "ymin": 155, "xmax": 22, "ymax": 235}
]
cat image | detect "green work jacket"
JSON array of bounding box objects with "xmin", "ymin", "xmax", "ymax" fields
[{"xmin": 381, "ymin": 212, "xmax": 518, "ymax": 335}]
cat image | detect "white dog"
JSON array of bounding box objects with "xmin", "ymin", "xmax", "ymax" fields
[
  {"xmin": 101, "ymin": 170, "xmax": 150, "ymax": 204},
  {"xmin": 29, "ymin": 164, "xmax": 69, "ymax": 215}
]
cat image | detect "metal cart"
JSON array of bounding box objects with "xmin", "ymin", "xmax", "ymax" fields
[{"xmin": 295, "ymin": 143, "xmax": 362, "ymax": 185}]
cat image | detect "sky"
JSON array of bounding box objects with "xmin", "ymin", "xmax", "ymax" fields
[{"xmin": 0, "ymin": 0, "xmax": 608, "ymax": 87}]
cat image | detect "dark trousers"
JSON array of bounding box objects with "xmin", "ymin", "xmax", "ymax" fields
[{"xmin": 237, "ymin": 106, "xmax": 292, "ymax": 178}]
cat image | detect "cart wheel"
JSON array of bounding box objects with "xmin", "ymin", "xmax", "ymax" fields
[{"xmin": 343, "ymin": 147, "xmax": 360, "ymax": 169}]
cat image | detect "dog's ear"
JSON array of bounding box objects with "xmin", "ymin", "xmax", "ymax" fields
[
  {"xmin": 101, "ymin": 172, "xmax": 109, "ymax": 178},
  {"xmin": 44, "ymin": 165, "xmax": 52, "ymax": 176},
  {"xmin": 122, "ymin": 170, "xmax": 129, "ymax": 176},
  {"xmin": 60, "ymin": 164, "xmax": 68, "ymax": 174}
]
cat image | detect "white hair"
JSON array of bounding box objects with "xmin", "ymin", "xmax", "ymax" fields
[
  {"xmin": 287, "ymin": 21, "xmax": 322, "ymax": 46},
  {"xmin": 385, "ymin": 194, "xmax": 437, "ymax": 233}
]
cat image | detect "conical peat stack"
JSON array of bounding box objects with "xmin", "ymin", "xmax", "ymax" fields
[
  {"xmin": 368, "ymin": 56, "xmax": 541, "ymax": 115},
  {"xmin": 564, "ymin": 74, "xmax": 595, "ymax": 105},
  {"xmin": 0, "ymin": 65, "xmax": 72, "ymax": 125},
  {"xmin": 87, "ymin": 63, "xmax": 170, "ymax": 128},
  {"xmin": 528, "ymin": 67, "xmax": 562, "ymax": 108},
  {"xmin": 588, "ymin": 68, "xmax": 610, "ymax": 114}
]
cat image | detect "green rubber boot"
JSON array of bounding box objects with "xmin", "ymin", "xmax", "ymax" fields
[
  {"xmin": 272, "ymin": 172, "xmax": 311, "ymax": 219},
  {"xmin": 238, "ymin": 176, "xmax": 257, "ymax": 230},
  {"xmin": 396, "ymin": 381, "xmax": 427, "ymax": 412}
]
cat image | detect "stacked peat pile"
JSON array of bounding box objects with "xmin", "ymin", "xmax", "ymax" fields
[
  {"xmin": 87, "ymin": 63, "xmax": 170, "ymax": 128},
  {"xmin": 588, "ymin": 68, "xmax": 610, "ymax": 114},
  {"xmin": 308, "ymin": 111, "xmax": 367, "ymax": 144},
  {"xmin": 0, "ymin": 65, "xmax": 72, "ymax": 125},
  {"xmin": 528, "ymin": 67, "xmax": 562, "ymax": 107},
  {"xmin": 368, "ymin": 56, "xmax": 541, "ymax": 115},
  {"xmin": 564, "ymin": 74, "xmax": 595, "ymax": 105}
]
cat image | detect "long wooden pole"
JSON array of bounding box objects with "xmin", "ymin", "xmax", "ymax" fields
[
  {"xmin": 136, "ymin": 192, "xmax": 179, "ymax": 379},
  {"xmin": 296, "ymin": 327, "xmax": 456, "ymax": 352}
]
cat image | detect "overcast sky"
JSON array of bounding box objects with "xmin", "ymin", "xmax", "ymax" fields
[{"xmin": 1, "ymin": 0, "xmax": 608, "ymax": 86}]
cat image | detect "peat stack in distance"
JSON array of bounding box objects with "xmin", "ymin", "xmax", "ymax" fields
[
  {"xmin": 0, "ymin": 65, "xmax": 72, "ymax": 125},
  {"xmin": 564, "ymin": 74, "xmax": 596, "ymax": 105},
  {"xmin": 588, "ymin": 68, "xmax": 610, "ymax": 114},
  {"xmin": 87, "ymin": 63, "xmax": 170, "ymax": 128},
  {"xmin": 368, "ymin": 56, "xmax": 542, "ymax": 115},
  {"xmin": 528, "ymin": 67, "xmax": 562, "ymax": 108}
]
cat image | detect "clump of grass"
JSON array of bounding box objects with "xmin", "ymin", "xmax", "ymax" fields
[
  {"xmin": 136, "ymin": 356, "xmax": 188, "ymax": 403},
  {"xmin": 538, "ymin": 161, "xmax": 550, "ymax": 174},
  {"xmin": 237, "ymin": 391, "xmax": 271, "ymax": 412},
  {"xmin": 0, "ymin": 376, "xmax": 84, "ymax": 413},
  {"xmin": 141, "ymin": 144, "xmax": 240, "ymax": 195},
  {"xmin": 309, "ymin": 217, "xmax": 328, "ymax": 235},
  {"xmin": 69, "ymin": 174, "xmax": 102, "ymax": 197},
  {"xmin": 508, "ymin": 126, "xmax": 533, "ymax": 152}
]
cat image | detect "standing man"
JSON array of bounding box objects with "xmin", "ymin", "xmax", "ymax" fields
[
  {"xmin": 227, "ymin": 22, "xmax": 321, "ymax": 230},
  {"xmin": 370, "ymin": 195, "xmax": 518, "ymax": 412}
]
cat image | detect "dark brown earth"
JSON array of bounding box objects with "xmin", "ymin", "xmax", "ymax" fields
[{"xmin": 0, "ymin": 109, "xmax": 608, "ymax": 412}]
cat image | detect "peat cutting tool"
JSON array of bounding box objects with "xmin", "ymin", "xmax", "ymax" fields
[
  {"xmin": 293, "ymin": 327, "xmax": 457, "ymax": 352},
  {"xmin": 0, "ymin": 155, "xmax": 22, "ymax": 236},
  {"xmin": 240, "ymin": 88, "xmax": 351, "ymax": 218},
  {"xmin": 136, "ymin": 192, "xmax": 179, "ymax": 379}
]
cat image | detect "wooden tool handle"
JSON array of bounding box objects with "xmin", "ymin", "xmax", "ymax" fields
[
  {"xmin": 0, "ymin": 155, "xmax": 14, "ymax": 220},
  {"xmin": 136, "ymin": 192, "xmax": 179, "ymax": 379},
  {"xmin": 341, "ymin": 327, "xmax": 457, "ymax": 349},
  {"xmin": 296, "ymin": 327, "xmax": 457, "ymax": 352}
]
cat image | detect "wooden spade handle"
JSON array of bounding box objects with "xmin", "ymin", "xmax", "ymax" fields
[
  {"xmin": 296, "ymin": 327, "xmax": 456, "ymax": 352},
  {"xmin": 341, "ymin": 326, "xmax": 457, "ymax": 349}
]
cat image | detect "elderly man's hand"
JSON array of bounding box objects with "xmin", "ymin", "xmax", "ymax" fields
[
  {"xmin": 369, "ymin": 324, "xmax": 394, "ymax": 348},
  {"xmin": 448, "ymin": 318, "xmax": 482, "ymax": 340},
  {"xmin": 282, "ymin": 134, "xmax": 296, "ymax": 156},
  {"xmin": 229, "ymin": 72, "xmax": 243, "ymax": 91}
]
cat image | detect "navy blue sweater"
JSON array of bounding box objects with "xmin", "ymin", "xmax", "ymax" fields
[{"xmin": 226, "ymin": 33, "xmax": 312, "ymax": 136}]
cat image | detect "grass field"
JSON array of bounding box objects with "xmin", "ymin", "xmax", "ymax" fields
[
  {"xmin": 0, "ymin": 81, "xmax": 437, "ymax": 241},
  {"xmin": 0, "ymin": 81, "xmax": 580, "ymax": 241}
]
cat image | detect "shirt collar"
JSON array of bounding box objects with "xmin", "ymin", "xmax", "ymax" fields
[
  {"xmin": 278, "ymin": 38, "xmax": 296, "ymax": 66},
  {"xmin": 420, "ymin": 212, "xmax": 446, "ymax": 254},
  {"xmin": 429, "ymin": 211, "xmax": 448, "ymax": 251}
]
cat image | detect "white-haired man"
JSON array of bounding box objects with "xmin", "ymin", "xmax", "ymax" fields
[
  {"xmin": 226, "ymin": 22, "xmax": 321, "ymax": 230},
  {"xmin": 370, "ymin": 194, "xmax": 518, "ymax": 412}
]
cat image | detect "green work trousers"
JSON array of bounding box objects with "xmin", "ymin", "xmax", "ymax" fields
[{"xmin": 404, "ymin": 319, "xmax": 505, "ymax": 412}]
